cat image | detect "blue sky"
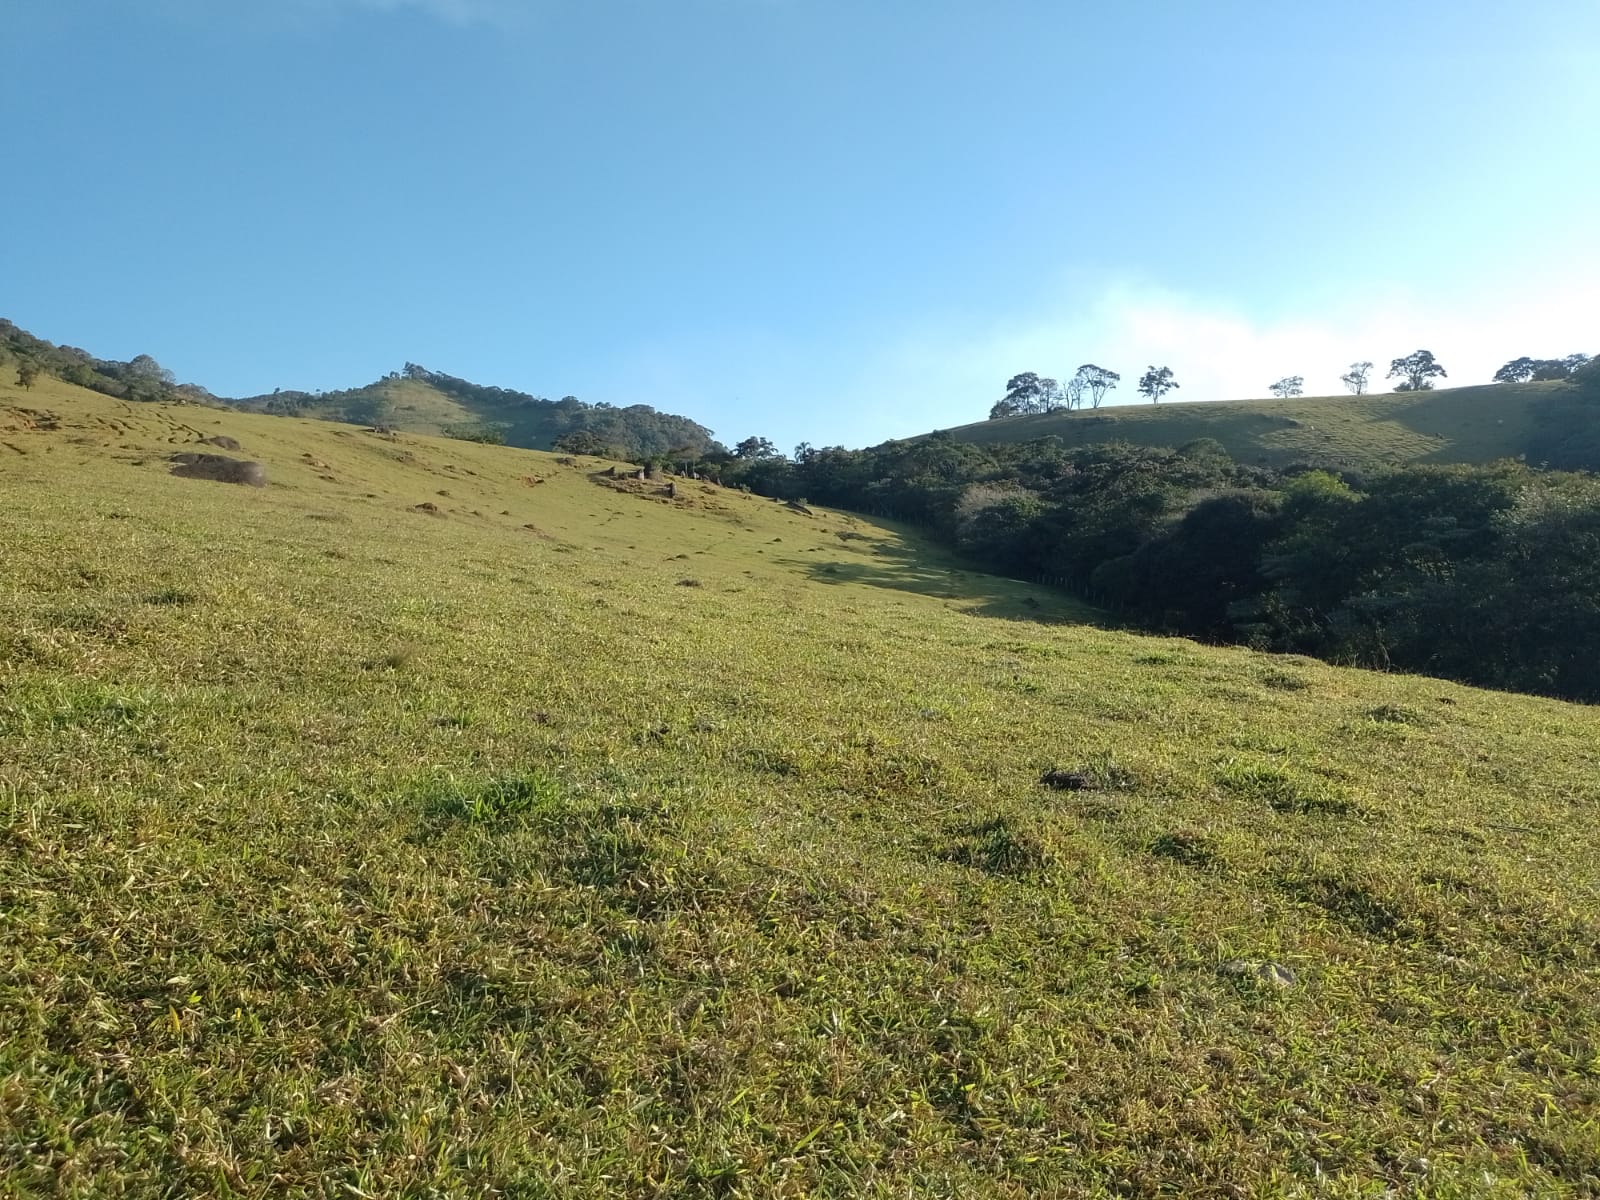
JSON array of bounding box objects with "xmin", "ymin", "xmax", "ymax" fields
[{"xmin": 6, "ymin": 0, "xmax": 1598, "ymax": 449}]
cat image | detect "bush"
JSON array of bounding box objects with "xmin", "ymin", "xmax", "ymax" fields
[{"xmin": 443, "ymin": 423, "xmax": 507, "ymax": 445}]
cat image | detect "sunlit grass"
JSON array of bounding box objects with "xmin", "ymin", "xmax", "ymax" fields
[{"xmin": 2, "ymin": 379, "xmax": 1597, "ymax": 1196}]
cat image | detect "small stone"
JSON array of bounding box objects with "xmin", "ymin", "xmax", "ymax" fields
[{"xmin": 1221, "ymin": 959, "xmax": 1296, "ymax": 988}]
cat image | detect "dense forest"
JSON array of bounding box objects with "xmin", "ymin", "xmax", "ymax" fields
[{"xmin": 713, "ymin": 361, "xmax": 1600, "ymax": 702}]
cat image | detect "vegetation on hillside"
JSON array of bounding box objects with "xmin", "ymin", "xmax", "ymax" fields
[
  {"xmin": 716, "ymin": 366, "xmax": 1600, "ymax": 702},
  {"xmin": 940, "ymin": 375, "xmax": 1594, "ymax": 470},
  {"xmin": 984, "ymin": 349, "xmax": 1590, "ymax": 418},
  {"xmin": 3, "ymin": 317, "xmax": 721, "ymax": 462},
  {"xmin": 1, "ymin": 318, "xmax": 211, "ymax": 405},
  {"xmin": 232, "ymin": 362, "xmax": 720, "ymax": 460},
  {"xmin": 3, "ymin": 375, "xmax": 1598, "ymax": 1197}
]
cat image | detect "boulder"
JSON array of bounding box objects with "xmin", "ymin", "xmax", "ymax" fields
[{"xmin": 169, "ymin": 452, "xmax": 266, "ymax": 487}]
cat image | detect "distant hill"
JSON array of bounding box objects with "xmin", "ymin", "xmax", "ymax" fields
[
  {"xmin": 229, "ymin": 364, "xmax": 721, "ymax": 460},
  {"xmin": 934, "ymin": 381, "xmax": 1596, "ymax": 471},
  {"xmin": 1, "ymin": 318, "xmax": 722, "ymax": 462}
]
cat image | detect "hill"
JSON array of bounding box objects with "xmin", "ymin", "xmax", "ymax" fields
[
  {"xmin": 229, "ymin": 363, "xmax": 721, "ymax": 460},
  {"xmin": 1, "ymin": 317, "xmax": 722, "ymax": 461},
  {"xmin": 3, "ymin": 374, "xmax": 1599, "ymax": 1196},
  {"xmin": 938, "ymin": 380, "xmax": 1586, "ymax": 469}
]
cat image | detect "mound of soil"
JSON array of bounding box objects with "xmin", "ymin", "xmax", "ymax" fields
[{"xmin": 169, "ymin": 452, "xmax": 267, "ymax": 487}]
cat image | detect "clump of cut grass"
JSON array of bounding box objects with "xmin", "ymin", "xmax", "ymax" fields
[
  {"xmin": 1149, "ymin": 829, "xmax": 1225, "ymax": 870},
  {"xmin": 427, "ymin": 771, "xmax": 568, "ymax": 824},
  {"xmin": 372, "ymin": 643, "xmax": 418, "ymax": 670},
  {"xmin": 1217, "ymin": 761, "xmax": 1357, "ymax": 816},
  {"xmin": 939, "ymin": 814, "xmax": 1052, "ymax": 878},
  {"xmin": 1365, "ymin": 703, "xmax": 1432, "ymax": 727},
  {"xmin": 1260, "ymin": 666, "xmax": 1309, "ymax": 691}
]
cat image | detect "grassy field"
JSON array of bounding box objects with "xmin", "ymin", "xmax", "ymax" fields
[
  {"xmin": 3, "ymin": 376, "xmax": 1599, "ymax": 1197},
  {"xmin": 940, "ymin": 381, "xmax": 1574, "ymax": 469}
]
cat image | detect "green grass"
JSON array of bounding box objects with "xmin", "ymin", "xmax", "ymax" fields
[
  {"xmin": 940, "ymin": 381, "xmax": 1577, "ymax": 468},
  {"xmin": 3, "ymin": 378, "xmax": 1599, "ymax": 1197}
]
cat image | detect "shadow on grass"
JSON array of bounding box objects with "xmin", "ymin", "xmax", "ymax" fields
[{"xmin": 781, "ymin": 536, "xmax": 1105, "ymax": 626}]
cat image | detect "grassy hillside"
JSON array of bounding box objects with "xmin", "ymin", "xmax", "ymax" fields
[
  {"xmin": 941, "ymin": 381, "xmax": 1578, "ymax": 468},
  {"xmin": 3, "ymin": 376, "xmax": 1599, "ymax": 1197}
]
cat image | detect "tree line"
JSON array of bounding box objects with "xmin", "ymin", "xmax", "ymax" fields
[
  {"xmin": 1, "ymin": 319, "xmax": 209, "ymax": 404},
  {"xmin": 709, "ymin": 358, "xmax": 1600, "ymax": 702},
  {"xmin": 987, "ymin": 349, "xmax": 1594, "ymax": 419}
]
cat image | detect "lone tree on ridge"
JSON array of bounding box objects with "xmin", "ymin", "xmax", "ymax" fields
[
  {"xmin": 1340, "ymin": 362, "xmax": 1373, "ymax": 395},
  {"xmin": 1074, "ymin": 364, "xmax": 1120, "ymax": 409},
  {"xmin": 1388, "ymin": 349, "xmax": 1447, "ymax": 392},
  {"xmin": 1137, "ymin": 365, "xmax": 1178, "ymax": 403}
]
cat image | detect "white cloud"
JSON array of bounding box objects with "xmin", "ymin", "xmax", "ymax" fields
[{"xmin": 836, "ymin": 272, "xmax": 1600, "ymax": 444}]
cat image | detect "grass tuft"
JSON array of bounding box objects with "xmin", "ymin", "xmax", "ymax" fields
[{"xmin": 427, "ymin": 772, "xmax": 570, "ymax": 824}]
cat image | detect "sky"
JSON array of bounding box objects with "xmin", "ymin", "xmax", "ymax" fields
[{"xmin": 5, "ymin": 0, "xmax": 1599, "ymax": 450}]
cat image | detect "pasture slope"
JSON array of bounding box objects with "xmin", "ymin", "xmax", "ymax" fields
[
  {"xmin": 2, "ymin": 374, "xmax": 1598, "ymax": 1198},
  {"xmin": 939, "ymin": 381, "xmax": 1568, "ymax": 468}
]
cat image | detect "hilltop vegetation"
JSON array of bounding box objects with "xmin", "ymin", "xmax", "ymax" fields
[
  {"xmin": 2, "ymin": 317, "xmax": 721, "ymax": 462},
  {"xmin": 233, "ymin": 363, "xmax": 720, "ymax": 461},
  {"xmin": 1, "ymin": 318, "xmax": 213, "ymax": 406},
  {"xmin": 3, "ymin": 374, "xmax": 1599, "ymax": 1197},
  {"xmin": 948, "ymin": 380, "xmax": 1590, "ymax": 471}
]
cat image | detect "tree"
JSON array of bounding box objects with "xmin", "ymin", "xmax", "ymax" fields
[
  {"xmin": 552, "ymin": 430, "xmax": 619, "ymax": 457},
  {"xmin": 1493, "ymin": 357, "xmax": 1556, "ymax": 383},
  {"xmin": 123, "ymin": 353, "xmax": 177, "ymax": 402},
  {"xmin": 989, "ymin": 399, "xmax": 1019, "ymax": 420},
  {"xmin": 1000, "ymin": 372, "xmax": 1058, "ymax": 415},
  {"xmin": 734, "ymin": 436, "xmax": 782, "ymax": 461},
  {"xmin": 1064, "ymin": 373, "xmax": 1086, "ymax": 410},
  {"xmin": 1340, "ymin": 362, "xmax": 1373, "ymax": 395},
  {"xmin": 1268, "ymin": 376, "xmax": 1304, "ymax": 399},
  {"xmin": 1495, "ymin": 354, "xmax": 1594, "ymax": 384},
  {"xmin": 16, "ymin": 362, "xmax": 40, "ymax": 390},
  {"xmin": 1388, "ymin": 350, "xmax": 1447, "ymax": 392},
  {"xmin": 1137, "ymin": 365, "xmax": 1178, "ymax": 404},
  {"xmin": 1074, "ymin": 364, "xmax": 1120, "ymax": 409}
]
